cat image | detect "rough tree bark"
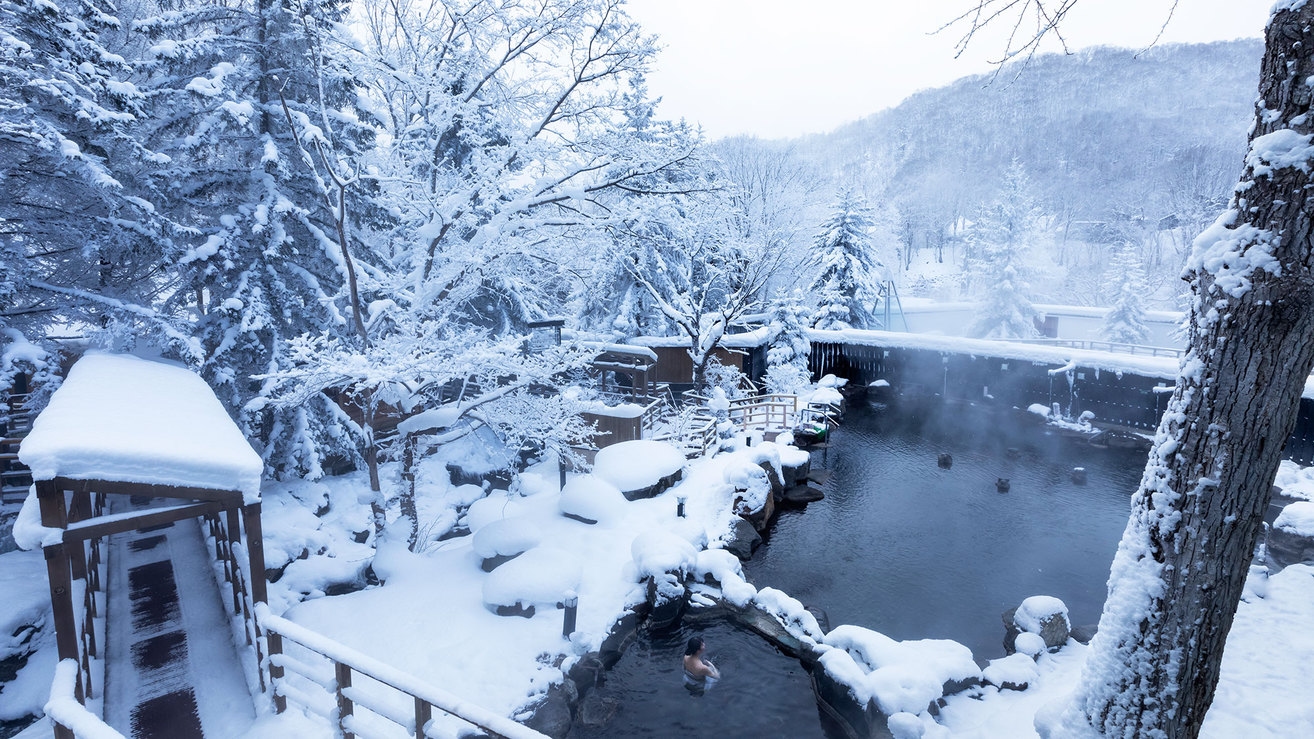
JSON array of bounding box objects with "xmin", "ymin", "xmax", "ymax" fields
[{"xmin": 1045, "ymin": 5, "xmax": 1314, "ymax": 738}]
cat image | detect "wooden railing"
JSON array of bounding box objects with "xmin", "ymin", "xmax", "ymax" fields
[
  {"xmin": 259, "ymin": 605, "xmax": 548, "ymax": 739},
  {"xmin": 1011, "ymin": 338, "xmax": 1184, "ymax": 358},
  {"xmin": 726, "ymin": 394, "xmax": 799, "ymax": 431},
  {"xmin": 205, "ymin": 510, "xmax": 265, "ymax": 691}
]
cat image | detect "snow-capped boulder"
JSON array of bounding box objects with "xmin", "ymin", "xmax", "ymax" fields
[
  {"xmin": 1268, "ymin": 501, "xmax": 1314, "ymax": 570},
  {"xmin": 724, "ymin": 456, "xmax": 774, "ymax": 526},
  {"xmin": 983, "ymin": 652, "xmax": 1039, "ymax": 691},
  {"xmin": 481, "ymin": 547, "xmax": 581, "ymax": 617},
  {"xmin": 818, "ymin": 624, "xmax": 980, "ymax": 717},
  {"xmin": 471, "ymin": 517, "xmax": 541, "ymax": 571},
  {"xmin": 1004, "ymin": 595, "xmax": 1070, "ymax": 652},
  {"xmin": 631, "ymin": 530, "xmax": 698, "ymax": 626},
  {"xmin": 558, "ymin": 475, "xmax": 627, "ymax": 524},
  {"xmin": 1013, "ymin": 631, "xmax": 1047, "ymax": 658},
  {"xmin": 592, "ymin": 440, "xmax": 686, "ymax": 500},
  {"xmin": 887, "ymin": 712, "xmax": 926, "ymax": 739}
]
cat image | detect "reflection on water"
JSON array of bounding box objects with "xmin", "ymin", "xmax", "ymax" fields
[
  {"xmin": 565, "ymin": 619, "xmax": 827, "ymax": 738},
  {"xmin": 745, "ymin": 398, "xmax": 1146, "ymax": 662}
]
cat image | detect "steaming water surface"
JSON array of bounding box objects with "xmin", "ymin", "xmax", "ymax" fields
[
  {"xmin": 743, "ymin": 398, "xmax": 1146, "ymax": 662},
  {"xmin": 567, "ymin": 398, "xmax": 1147, "ymax": 738}
]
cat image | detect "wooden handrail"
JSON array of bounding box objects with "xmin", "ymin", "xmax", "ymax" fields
[{"xmin": 258, "ymin": 605, "xmax": 548, "ymax": 739}]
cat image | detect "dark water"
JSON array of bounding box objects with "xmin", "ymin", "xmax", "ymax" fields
[
  {"xmin": 566, "ymin": 398, "xmax": 1147, "ymax": 738},
  {"xmin": 566, "ymin": 619, "xmax": 828, "ymax": 738},
  {"xmin": 744, "ymin": 398, "xmax": 1146, "ymax": 663}
]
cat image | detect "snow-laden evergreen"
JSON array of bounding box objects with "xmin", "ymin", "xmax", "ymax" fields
[
  {"xmin": 763, "ymin": 293, "xmax": 812, "ymax": 394},
  {"xmin": 1100, "ymin": 244, "xmax": 1150, "ymax": 345},
  {"xmin": 967, "ymin": 161, "xmax": 1041, "ymax": 340},
  {"xmin": 806, "ymin": 188, "xmax": 887, "ymax": 330}
]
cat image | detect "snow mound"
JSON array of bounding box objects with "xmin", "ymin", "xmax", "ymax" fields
[
  {"xmin": 983, "ymin": 652, "xmax": 1039, "ymax": 689},
  {"xmin": 593, "ymin": 440, "xmax": 685, "ymax": 492},
  {"xmin": 887, "ymin": 712, "xmax": 924, "ymax": 739},
  {"xmin": 1274, "ymin": 460, "xmax": 1314, "ymax": 501},
  {"xmin": 1013, "ymin": 631, "xmax": 1047, "ymax": 657},
  {"xmin": 722, "ymin": 457, "xmax": 771, "ymax": 512},
  {"xmin": 822, "ymin": 624, "xmax": 980, "ymax": 716},
  {"xmin": 481, "ymin": 547, "xmax": 582, "ymax": 611},
  {"xmin": 1027, "ymin": 403, "xmax": 1051, "ymax": 418},
  {"xmin": 807, "ymin": 386, "xmax": 844, "ymax": 406},
  {"xmin": 1275, "ymin": 501, "xmax": 1314, "ymax": 537},
  {"xmin": 818, "ymin": 374, "xmax": 848, "ymax": 388},
  {"xmin": 694, "ymin": 549, "xmax": 757, "ymax": 606},
  {"xmin": 1014, "ymin": 595, "xmax": 1069, "ymax": 633},
  {"xmin": 755, "ymin": 587, "xmax": 824, "ymax": 641},
  {"xmin": 472, "ymin": 517, "xmax": 542, "ymax": 559},
  {"xmin": 630, "ymin": 530, "xmax": 697, "ymax": 578},
  {"xmin": 558, "ymin": 475, "xmax": 627, "ymax": 524}
]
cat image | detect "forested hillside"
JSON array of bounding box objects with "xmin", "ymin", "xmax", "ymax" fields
[{"xmin": 745, "ymin": 40, "xmax": 1263, "ymax": 306}]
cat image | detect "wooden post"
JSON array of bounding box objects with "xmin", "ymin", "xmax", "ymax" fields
[
  {"xmin": 44, "ymin": 543, "xmax": 81, "ymax": 702},
  {"xmin": 243, "ymin": 502, "xmax": 271, "ymax": 692},
  {"xmin": 414, "ymin": 698, "xmax": 432, "ymax": 739},
  {"xmin": 66, "ymin": 489, "xmax": 90, "ymax": 581},
  {"xmin": 335, "ymin": 661, "xmax": 355, "ymax": 739},
  {"xmin": 226, "ymin": 508, "xmax": 243, "ymax": 613},
  {"xmin": 242, "ymin": 503, "xmax": 268, "ymax": 606},
  {"xmin": 266, "ymin": 631, "xmax": 286, "ymax": 713}
]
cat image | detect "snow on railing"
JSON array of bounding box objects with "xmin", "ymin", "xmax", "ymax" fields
[
  {"xmin": 257, "ymin": 604, "xmax": 547, "ymax": 739},
  {"xmin": 726, "ymin": 394, "xmax": 799, "ymax": 431},
  {"xmin": 1010, "ymin": 338, "xmax": 1184, "ymax": 358},
  {"xmin": 46, "ymin": 659, "xmax": 125, "ymax": 739}
]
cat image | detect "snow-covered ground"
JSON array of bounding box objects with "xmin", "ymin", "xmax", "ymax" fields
[{"xmin": 4, "ymin": 447, "xmax": 1314, "ymax": 738}]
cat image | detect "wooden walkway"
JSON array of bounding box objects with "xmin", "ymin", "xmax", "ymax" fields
[{"xmin": 103, "ymin": 505, "xmax": 254, "ymax": 738}]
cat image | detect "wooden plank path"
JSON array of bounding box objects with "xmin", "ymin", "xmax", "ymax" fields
[{"xmin": 103, "ymin": 503, "xmax": 254, "ymax": 738}]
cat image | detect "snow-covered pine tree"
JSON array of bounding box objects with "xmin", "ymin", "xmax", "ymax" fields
[
  {"xmin": 1100, "ymin": 243, "xmax": 1149, "ymax": 345},
  {"xmin": 806, "ymin": 188, "xmax": 886, "ymax": 330},
  {"xmin": 0, "ymin": 0, "xmax": 187, "ymax": 377},
  {"xmin": 133, "ymin": 0, "xmax": 385, "ymax": 477},
  {"xmin": 966, "ymin": 160, "xmax": 1040, "ymax": 339},
  {"xmin": 763, "ymin": 292, "xmax": 812, "ymax": 394}
]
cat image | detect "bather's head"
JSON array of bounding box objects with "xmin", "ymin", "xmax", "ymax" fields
[{"xmin": 685, "ymin": 637, "xmax": 705, "ymax": 657}]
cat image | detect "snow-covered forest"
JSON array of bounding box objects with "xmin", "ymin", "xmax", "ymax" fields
[
  {"xmin": 8, "ymin": 0, "xmax": 1312, "ymax": 737},
  {"xmin": 0, "ymin": 0, "xmax": 1260, "ymax": 478}
]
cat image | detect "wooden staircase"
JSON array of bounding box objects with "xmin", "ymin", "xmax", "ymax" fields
[{"xmin": 2, "ymin": 392, "xmax": 34, "ymax": 505}]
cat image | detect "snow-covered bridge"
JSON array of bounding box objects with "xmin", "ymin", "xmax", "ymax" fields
[
  {"xmin": 14, "ymin": 354, "xmax": 547, "ymax": 739},
  {"xmin": 16, "ymin": 353, "xmax": 268, "ymax": 738}
]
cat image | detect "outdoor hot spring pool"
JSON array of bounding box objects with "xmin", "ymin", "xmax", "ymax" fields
[
  {"xmin": 569, "ymin": 397, "xmax": 1146, "ymax": 738},
  {"xmin": 743, "ymin": 397, "xmax": 1145, "ymax": 662}
]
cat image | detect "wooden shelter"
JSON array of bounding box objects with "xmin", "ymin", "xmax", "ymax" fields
[{"xmin": 17, "ymin": 353, "xmax": 267, "ymax": 739}]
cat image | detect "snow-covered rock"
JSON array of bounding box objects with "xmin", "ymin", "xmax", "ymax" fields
[
  {"xmin": 1013, "ymin": 631, "xmax": 1047, "ymax": 658},
  {"xmin": 471, "ymin": 517, "xmax": 542, "ymax": 560},
  {"xmin": 983, "ymin": 652, "xmax": 1039, "ymax": 691},
  {"xmin": 558, "ymin": 475, "xmax": 627, "ymax": 524},
  {"xmin": 481, "ymin": 547, "xmax": 581, "ymax": 615},
  {"xmin": 1008, "ymin": 595, "xmax": 1071, "ymax": 650},
  {"xmin": 630, "ymin": 530, "xmax": 698, "ymax": 579},
  {"xmin": 592, "ymin": 440, "xmax": 686, "ymax": 499},
  {"xmin": 1268, "ymin": 501, "xmax": 1314, "ymax": 570}
]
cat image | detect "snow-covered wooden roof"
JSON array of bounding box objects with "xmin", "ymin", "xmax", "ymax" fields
[{"xmin": 19, "ymin": 353, "xmax": 263, "ymax": 500}]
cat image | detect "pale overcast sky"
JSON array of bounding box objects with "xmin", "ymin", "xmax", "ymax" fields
[{"xmin": 625, "ymin": 0, "xmax": 1273, "ymax": 140}]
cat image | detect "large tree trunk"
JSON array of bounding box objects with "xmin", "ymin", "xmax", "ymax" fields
[{"xmin": 1048, "ymin": 6, "xmax": 1314, "ymax": 738}]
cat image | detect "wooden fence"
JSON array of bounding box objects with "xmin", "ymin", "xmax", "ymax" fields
[{"xmin": 259, "ymin": 606, "xmax": 548, "ymax": 739}]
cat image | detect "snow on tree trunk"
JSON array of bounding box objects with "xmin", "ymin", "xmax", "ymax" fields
[{"xmin": 1050, "ymin": 6, "xmax": 1314, "ymax": 738}]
